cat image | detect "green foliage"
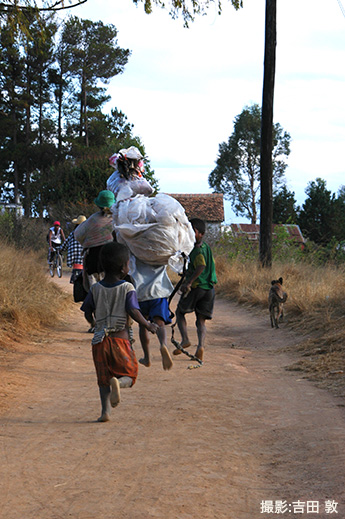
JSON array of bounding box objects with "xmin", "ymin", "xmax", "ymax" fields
[
  {"xmin": 273, "ymin": 185, "xmax": 298, "ymax": 224},
  {"xmin": 215, "ymin": 225, "xmax": 304, "ymax": 264},
  {"xmin": 0, "ymin": 212, "xmax": 48, "ymax": 251},
  {"xmin": 0, "ymin": 11, "xmax": 159, "ymax": 216},
  {"xmin": 215, "ymin": 221, "xmax": 345, "ymax": 268},
  {"xmin": 133, "ymin": 0, "xmax": 243, "ymax": 27},
  {"xmin": 297, "ymin": 178, "xmax": 335, "ymax": 246},
  {"xmin": 208, "ymin": 103, "xmax": 291, "ymax": 224}
]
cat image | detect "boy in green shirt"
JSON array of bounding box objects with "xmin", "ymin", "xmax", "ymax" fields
[{"xmin": 173, "ymin": 218, "xmax": 217, "ymax": 362}]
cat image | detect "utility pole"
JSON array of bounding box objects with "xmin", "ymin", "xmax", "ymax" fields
[{"xmin": 259, "ymin": 0, "xmax": 276, "ymax": 268}]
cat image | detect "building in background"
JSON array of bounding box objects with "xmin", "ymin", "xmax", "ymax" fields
[
  {"xmin": 227, "ymin": 223, "xmax": 305, "ymax": 249},
  {"xmin": 0, "ymin": 200, "xmax": 24, "ymax": 218},
  {"xmin": 169, "ymin": 193, "xmax": 224, "ymax": 243}
]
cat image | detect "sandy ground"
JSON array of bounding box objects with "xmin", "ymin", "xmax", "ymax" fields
[{"xmin": 0, "ymin": 272, "xmax": 344, "ymax": 519}]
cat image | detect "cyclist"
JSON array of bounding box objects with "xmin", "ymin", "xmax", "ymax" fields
[{"xmin": 48, "ymin": 220, "xmax": 66, "ymax": 265}]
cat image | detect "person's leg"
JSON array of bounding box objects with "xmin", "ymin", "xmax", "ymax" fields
[
  {"xmin": 154, "ymin": 316, "xmax": 173, "ymax": 371},
  {"xmin": 118, "ymin": 376, "xmax": 133, "ymax": 388},
  {"xmin": 98, "ymin": 385, "xmax": 111, "ymax": 422},
  {"xmin": 195, "ymin": 313, "xmax": 207, "ymax": 361},
  {"xmin": 139, "ymin": 324, "xmax": 151, "ymax": 367},
  {"xmin": 109, "ymin": 377, "xmax": 121, "ymax": 407},
  {"xmin": 175, "ymin": 307, "xmax": 192, "ymax": 349}
]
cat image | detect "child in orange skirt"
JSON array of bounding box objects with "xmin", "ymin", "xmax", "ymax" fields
[{"xmin": 81, "ymin": 242, "xmax": 158, "ymax": 422}]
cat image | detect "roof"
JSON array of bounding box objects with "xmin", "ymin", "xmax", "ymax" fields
[
  {"xmin": 230, "ymin": 223, "xmax": 305, "ymax": 244},
  {"xmin": 168, "ymin": 193, "xmax": 224, "ymax": 222}
]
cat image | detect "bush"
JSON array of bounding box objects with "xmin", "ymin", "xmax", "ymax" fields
[{"xmin": 0, "ymin": 213, "xmax": 49, "ymax": 252}]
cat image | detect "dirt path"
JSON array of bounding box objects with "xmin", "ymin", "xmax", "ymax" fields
[{"xmin": 0, "ymin": 274, "xmax": 344, "ymax": 519}]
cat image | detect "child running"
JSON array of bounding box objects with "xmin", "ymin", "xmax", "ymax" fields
[
  {"xmin": 81, "ymin": 242, "xmax": 158, "ymax": 422},
  {"xmin": 173, "ymin": 218, "xmax": 217, "ymax": 362}
]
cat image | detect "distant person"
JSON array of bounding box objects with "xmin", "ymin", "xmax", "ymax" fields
[
  {"xmin": 48, "ymin": 221, "xmax": 65, "ymax": 264},
  {"xmin": 81, "ymin": 242, "xmax": 158, "ymax": 423},
  {"xmin": 60, "ymin": 215, "xmax": 86, "ymax": 283},
  {"xmin": 173, "ymin": 218, "xmax": 217, "ymax": 362}
]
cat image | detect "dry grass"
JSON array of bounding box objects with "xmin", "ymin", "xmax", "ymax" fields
[
  {"xmin": 0, "ymin": 242, "xmax": 70, "ymax": 350},
  {"xmin": 214, "ymin": 255, "xmax": 345, "ymax": 394},
  {"xmin": 1, "ymin": 241, "xmax": 344, "ymax": 396}
]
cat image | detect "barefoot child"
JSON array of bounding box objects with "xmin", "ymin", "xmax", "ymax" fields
[
  {"xmin": 174, "ymin": 218, "xmax": 217, "ymax": 362},
  {"xmin": 130, "ymin": 259, "xmax": 174, "ymax": 371},
  {"xmin": 81, "ymin": 242, "xmax": 158, "ymax": 422}
]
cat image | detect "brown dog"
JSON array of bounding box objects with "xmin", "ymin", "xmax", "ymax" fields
[{"xmin": 269, "ymin": 277, "xmax": 288, "ymax": 329}]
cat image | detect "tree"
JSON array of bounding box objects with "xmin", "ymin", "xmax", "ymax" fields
[
  {"xmin": 273, "ymin": 185, "xmax": 297, "ymax": 224},
  {"xmin": 0, "ymin": 0, "xmax": 87, "ymax": 15},
  {"xmin": 0, "ymin": 9, "xmax": 159, "ymax": 215},
  {"xmin": 61, "ymin": 16, "xmax": 130, "ymax": 147},
  {"xmin": 297, "ymin": 178, "xmax": 335, "ymax": 245},
  {"xmin": 0, "ymin": 1, "xmax": 88, "ymax": 40},
  {"xmin": 0, "ymin": 18, "xmax": 26, "ymax": 204},
  {"xmin": 131, "ymin": 0, "xmax": 243, "ymax": 27},
  {"xmin": 208, "ymin": 103, "xmax": 290, "ymax": 224},
  {"xmin": 330, "ymin": 185, "xmax": 345, "ymax": 243}
]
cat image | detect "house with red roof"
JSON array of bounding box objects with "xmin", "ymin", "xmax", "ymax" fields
[
  {"xmin": 229, "ymin": 223, "xmax": 305, "ymax": 247},
  {"xmin": 168, "ymin": 193, "xmax": 224, "ymax": 242}
]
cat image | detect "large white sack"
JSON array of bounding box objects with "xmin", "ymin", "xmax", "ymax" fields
[{"xmin": 113, "ymin": 194, "xmax": 194, "ymax": 267}]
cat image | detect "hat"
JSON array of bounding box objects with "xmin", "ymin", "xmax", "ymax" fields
[
  {"xmin": 72, "ymin": 215, "xmax": 87, "ymax": 225},
  {"xmin": 94, "ymin": 190, "xmax": 115, "ymax": 209},
  {"xmin": 53, "ymin": 221, "xmax": 60, "ymax": 226},
  {"xmin": 109, "ymin": 146, "xmax": 144, "ymax": 169}
]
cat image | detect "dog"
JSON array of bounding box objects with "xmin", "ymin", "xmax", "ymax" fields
[{"xmin": 268, "ymin": 277, "xmax": 288, "ymax": 329}]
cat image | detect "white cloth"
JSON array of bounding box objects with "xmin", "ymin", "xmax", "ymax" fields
[
  {"xmin": 130, "ymin": 257, "xmax": 173, "ymax": 302},
  {"xmin": 50, "ymin": 227, "xmax": 62, "ymax": 244}
]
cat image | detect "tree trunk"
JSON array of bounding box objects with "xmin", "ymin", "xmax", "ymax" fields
[
  {"xmin": 259, "ymin": 0, "xmax": 276, "ymax": 268},
  {"xmin": 58, "ymin": 76, "xmax": 63, "ymax": 154}
]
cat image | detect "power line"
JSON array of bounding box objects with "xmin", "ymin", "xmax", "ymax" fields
[{"xmin": 336, "ymin": 0, "xmax": 345, "ymax": 18}]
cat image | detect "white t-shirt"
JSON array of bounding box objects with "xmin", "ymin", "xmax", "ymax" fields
[{"xmin": 50, "ymin": 227, "xmax": 62, "ymax": 244}]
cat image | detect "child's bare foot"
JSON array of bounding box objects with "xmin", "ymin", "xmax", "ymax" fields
[
  {"xmin": 195, "ymin": 347, "xmax": 204, "ymax": 362},
  {"xmin": 139, "ymin": 357, "xmax": 151, "ymax": 367},
  {"xmin": 119, "ymin": 376, "xmax": 133, "ymax": 388},
  {"xmin": 160, "ymin": 345, "xmax": 173, "ymax": 370},
  {"xmin": 172, "ymin": 341, "xmax": 191, "ymax": 356},
  {"xmin": 110, "ymin": 377, "xmax": 121, "ymax": 407},
  {"xmin": 97, "ymin": 413, "xmax": 110, "ymax": 422}
]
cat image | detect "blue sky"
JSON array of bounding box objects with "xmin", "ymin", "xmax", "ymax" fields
[{"xmin": 67, "ymin": 0, "xmax": 345, "ymax": 223}]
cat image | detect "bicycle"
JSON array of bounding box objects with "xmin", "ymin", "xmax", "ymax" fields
[{"xmin": 49, "ymin": 246, "xmax": 63, "ymax": 278}]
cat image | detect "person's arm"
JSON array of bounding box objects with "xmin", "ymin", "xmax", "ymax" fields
[
  {"xmin": 48, "ymin": 230, "xmax": 53, "ymax": 249},
  {"xmin": 61, "ymin": 228, "xmax": 66, "ymax": 243},
  {"xmin": 80, "ymin": 291, "xmax": 96, "ymax": 328},
  {"xmin": 128, "ymin": 308, "xmax": 158, "ymax": 334},
  {"xmin": 125, "ymin": 289, "xmax": 158, "ymax": 334},
  {"xmin": 60, "ymin": 234, "xmax": 69, "ymax": 253},
  {"xmin": 181, "ymin": 264, "xmax": 205, "ymax": 293}
]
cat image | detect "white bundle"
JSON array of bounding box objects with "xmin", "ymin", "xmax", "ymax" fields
[
  {"xmin": 106, "ymin": 170, "xmax": 153, "ymax": 202},
  {"xmin": 113, "ymin": 194, "xmax": 194, "ymax": 268}
]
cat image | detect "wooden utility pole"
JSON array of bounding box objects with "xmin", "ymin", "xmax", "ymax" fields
[{"xmin": 259, "ymin": 0, "xmax": 276, "ymax": 267}]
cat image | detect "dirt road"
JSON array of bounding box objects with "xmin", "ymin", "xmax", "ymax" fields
[{"xmin": 0, "ymin": 274, "xmax": 344, "ymax": 519}]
